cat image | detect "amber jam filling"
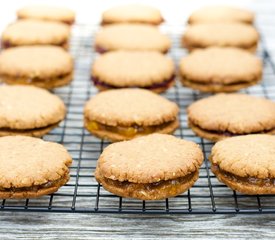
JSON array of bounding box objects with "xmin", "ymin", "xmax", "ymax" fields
[
  {"xmin": 212, "ymin": 165, "xmax": 275, "ymax": 187},
  {"xmin": 1, "ymin": 39, "xmax": 68, "ymax": 49},
  {"xmin": 0, "ymin": 177, "xmax": 65, "ymax": 193},
  {"xmin": 86, "ymin": 120, "xmax": 175, "ymax": 137},
  {"xmin": 91, "ymin": 74, "xmax": 175, "ymax": 91},
  {"xmin": 190, "ymin": 121, "xmax": 275, "ymax": 137},
  {"xmin": 102, "ymin": 172, "xmax": 196, "ymax": 193}
]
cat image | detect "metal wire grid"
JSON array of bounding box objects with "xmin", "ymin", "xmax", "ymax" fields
[{"xmin": 1, "ymin": 22, "xmax": 275, "ymax": 214}]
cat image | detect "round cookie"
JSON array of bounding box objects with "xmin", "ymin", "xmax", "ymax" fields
[
  {"xmin": 210, "ymin": 134, "xmax": 275, "ymax": 195},
  {"xmin": 84, "ymin": 89, "xmax": 179, "ymax": 142},
  {"xmin": 17, "ymin": 5, "xmax": 75, "ymax": 25},
  {"xmin": 0, "ymin": 85, "xmax": 66, "ymax": 137},
  {"xmin": 182, "ymin": 23, "xmax": 259, "ymax": 52},
  {"xmin": 188, "ymin": 6, "xmax": 254, "ymax": 24},
  {"xmin": 95, "ymin": 133, "xmax": 204, "ymax": 200},
  {"xmin": 1, "ymin": 19, "xmax": 70, "ymax": 49},
  {"xmin": 0, "ymin": 46, "xmax": 73, "ymax": 89},
  {"xmin": 95, "ymin": 23, "xmax": 171, "ymax": 53},
  {"xmin": 187, "ymin": 94, "xmax": 275, "ymax": 142},
  {"xmin": 0, "ymin": 136, "xmax": 72, "ymax": 199},
  {"xmin": 179, "ymin": 47, "xmax": 262, "ymax": 93},
  {"xmin": 91, "ymin": 51, "xmax": 175, "ymax": 93},
  {"xmin": 101, "ymin": 4, "xmax": 163, "ymax": 25}
]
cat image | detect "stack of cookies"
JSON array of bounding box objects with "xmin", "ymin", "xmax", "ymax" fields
[{"xmin": 0, "ymin": 5, "xmax": 76, "ymax": 199}]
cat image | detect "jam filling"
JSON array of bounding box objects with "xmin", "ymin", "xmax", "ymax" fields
[
  {"xmin": 86, "ymin": 119, "xmax": 176, "ymax": 137},
  {"xmin": 95, "ymin": 45, "xmax": 169, "ymax": 54},
  {"xmin": 0, "ymin": 177, "xmax": 66, "ymax": 193},
  {"xmin": 102, "ymin": 172, "xmax": 196, "ymax": 192},
  {"xmin": 190, "ymin": 121, "xmax": 275, "ymax": 137},
  {"xmin": 212, "ymin": 165, "xmax": 275, "ymax": 187},
  {"xmin": 91, "ymin": 74, "xmax": 175, "ymax": 90},
  {"xmin": 1, "ymin": 39, "xmax": 68, "ymax": 49}
]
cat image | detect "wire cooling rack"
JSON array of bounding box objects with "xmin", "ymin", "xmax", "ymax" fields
[{"xmin": 1, "ymin": 19, "xmax": 275, "ymax": 214}]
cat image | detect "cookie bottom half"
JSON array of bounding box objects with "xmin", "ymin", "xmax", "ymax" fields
[
  {"xmin": 95, "ymin": 169, "xmax": 199, "ymax": 200},
  {"xmin": 0, "ymin": 174, "xmax": 70, "ymax": 199},
  {"xmin": 211, "ymin": 164, "xmax": 275, "ymax": 195},
  {"xmin": 91, "ymin": 75, "xmax": 175, "ymax": 94},
  {"xmin": 189, "ymin": 121, "xmax": 275, "ymax": 142},
  {"xmin": 0, "ymin": 72, "xmax": 73, "ymax": 89},
  {"xmin": 0, "ymin": 122, "xmax": 60, "ymax": 138},
  {"xmin": 181, "ymin": 77, "xmax": 260, "ymax": 93},
  {"xmin": 85, "ymin": 119, "xmax": 179, "ymax": 142}
]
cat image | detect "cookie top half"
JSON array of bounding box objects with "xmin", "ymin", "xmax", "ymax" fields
[
  {"xmin": 97, "ymin": 133, "xmax": 203, "ymax": 183},
  {"xmin": 95, "ymin": 23, "xmax": 171, "ymax": 53},
  {"xmin": 0, "ymin": 46, "xmax": 73, "ymax": 79},
  {"xmin": 0, "ymin": 85, "xmax": 66, "ymax": 129},
  {"xmin": 92, "ymin": 51, "xmax": 174, "ymax": 87},
  {"xmin": 1, "ymin": 19, "xmax": 70, "ymax": 47},
  {"xmin": 188, "ymin": 94, "xmax": 275, "ymax": 134},
  {"xmin": 0, "ymin": 136, "xmax": 72, "ymax": 188},
  {"xmin": 211, "ymin": 135, "xmax": 275, "ymax": 179},
  {"xmin": 180, "ymin": 47, "xmax": 262, "ymax": 84},
  {"xmin": 17, "ymin": 5, "xmax": 75, "ymax": 24},
  {"xmin": 84, "ymin": 88, "xmax": 179, "ymax": 127},
  {"xmin": 183, "ymin": 23, "xmax": 258, "ymax": 50},
  {"xmin": 188, "ymin": 6, "xmax": 254, "ymax": 24},
  {"xmin": 102, "ymin": 4, "xmax": 163, "ymax": 25}
]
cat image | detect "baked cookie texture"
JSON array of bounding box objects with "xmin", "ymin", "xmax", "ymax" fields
[
  {"xmin": 95, "ymin": 23, "xmax": 171, "ymax": 53},
  {"xmin": 84, "ymin": 89, "xmax": 179, "ymax": 141},
  {"xmin": 101, "ymin": 4, "xmax": 163, "ymax": 25},
  {"xmin": 1, "ymin": 19, "xmax": 70, "ymax": 49},
  {"xmin": 179, "ymin": 47, "xmax": 262, "ymax": 92},
  {"xmin": 0, "ymin": 85, "xmax": 66, "ymax": 137},
  {"xmin": 91, "ymin": 51, "xmax": 175, "ymax": 93},
  {"xmin": 0, "ymin": 46, "xmax": 73, "ymax": 89},
  {"xmin": 187, "ymin": 94, "xmax": 275, "ymax": 141},
  {"xmin": 0, "ymin": 136, "xmax": 72, "ymax": 198},
  {"xmin": 210, "ymin": 134, "xmax": 275, "ymax": 194},
  {"xmin": 182, "ymin": 23, "xmax": 259, "ymax": 52},
  {"xmin": 17, "ymin": 5, "xmax": 75, "ymax": 24},
  {"xmin": 188, "ymin": 6, "xmax": 254, "ymax": 24},
  {"xmin": 95, "ymin": 133, "xmax": 203, "ymax": 200}
]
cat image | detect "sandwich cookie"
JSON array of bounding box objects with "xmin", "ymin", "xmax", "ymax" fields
[
  {"xmin": 210, "ymin": 134, "xmax": 275, "ymax": 195},
  {"xmin": 0, "ymin": 46, "xmax": 73, "ymax": 89},
  {"xmin": 182, "ymin": 23, "xmax": 259, "ymax": 52},
  {"xmin": 17, "ymin": 5, "xmax": 75, "ymax": 25},
  {"xmin": 179, "ymin": 47, "xmax": 262, "ymax": 92},
  {"xmin": 95, "ymin": 23, "xmax": 171, "ymax": 53},
  {"xmin": 188, "ymin": 6, "xmax": 254, "ymax": 24},
  {"xmin": 84, "ymin": 89, "xmax": 179, "ymax": 142},
  {"xmin": 95, "ymin": 133, "xmax": 203, "ymax": 200},
  {"xmin": 187, "ymin": 94, "xmax": 275, "ymax": 142},
  {"xmin": 1, "ymin": 19, "xmax": 70, "ymax": 49},
  {"xmin": 101, "ymin": 4, "xmax": 163, "ymax": 25},
  {"xmin": 0, "ymin": 136, "xmax": 72, "ymax": 199},
  {"xmin": 91, "ymin": 51, "xmax": 175, "ymax": 93},
  {"xmin": 0, "ymin": 85, "xmax": 66, "ymax": 137}
]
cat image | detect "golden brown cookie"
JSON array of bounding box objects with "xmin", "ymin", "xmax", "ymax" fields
[
  {"xmin": 101, "ymin": 4, "xmax": 163, "ymax": 25},
  {"xmin": 1, "ymin": 19, "xmax": 70, "ymax": 49},
  {"xmin": 84, "ymin": 89, "xmax": 179, "ymax": 142},
  {"xmin": 210, "ymin": 134, "xmax": 275, "ymax": 194},
  {"xmin": 17, "ymin": 5, "xmax": 75, "ymax": 25},
  {"xmin": 0, "ymin": 46, "xmax": 73, "ymax": 89},
  {"xmin": 0, "ymin": 135, "xmax": 72, "ymax": 199},
  {"xmin": 179, "ymin": 47, "xmax": 262, "ymax": 92},
  {"xmin": 95, "ymin": 133, "xmax": 203, "ymax": 200},
  {"xmin": 0, "ymin": 85, "xmax": 66, "ymax": 137},
  {"xmin": 187, "ymin": 94, "xmax": 275, "ymax": 142},
  {"xmin": 182, "ymin": 23, "xmax": 259, "ymax": 52},
  {"xmin": 91, "ymin": 51, "xmax": 175, "ymax": 93},
  {"xmin": 188, "ymin": 6, "xmax": 254, "ymax": 24},
  {"xmin": 95, "ymin": 23, "xmax": 171, "ymax": 53}
]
